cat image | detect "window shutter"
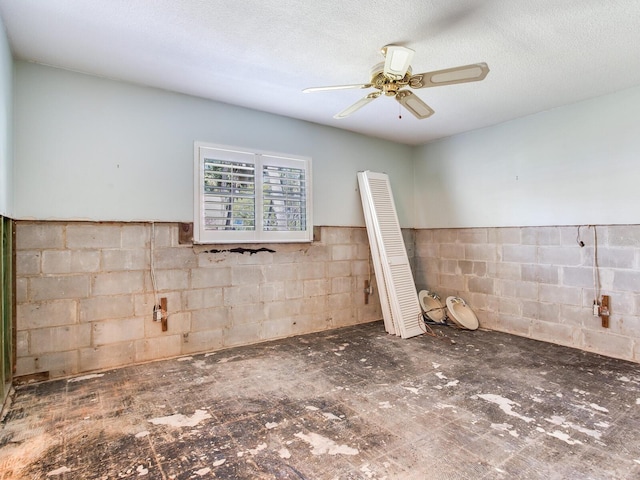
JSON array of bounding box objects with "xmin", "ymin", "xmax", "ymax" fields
[
  {"xmin": 203, "ymin": 158, "xmax": 256, "ymax": 231},
  {"xmin": 262, "ymin": 160, "xmax": 308, "ymax": 233},
  {"xmin": 194, "ymin": 143, "xmax": 312, "ymax": 244}
]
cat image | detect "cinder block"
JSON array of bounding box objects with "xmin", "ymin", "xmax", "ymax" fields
[
  {"xmin": 66, "ymin": 224, "xmax": 121, "ymax": 249},
  {"xmin": 230, "ymin": 303, "xmax": 268, "ymax": 326},
  {"xmin": 184, "ymin": 288, "xmax": 223, "ymax": 311},
  {"xmin": 16, "ymin": 222, "xmax": 64, "ymax": 250},
  {"xmin": 92, "ymin": 271, "xmax": 144, "ymax": 296},
  {"xmin": 79, "ymin": 295, "xmax": 134, "ymax": 322},
  {"xmin": 321, "ymin": 226, "xmax": 352, "ymax": 244},
  {"xmin": 331, "ymin": 276, "xmax": 353, "ymax": 294},
  {"xmin": 327, "ymin": 261, "xmax": 351, "ymax": 278},
  {"xmin": 523, "ymin": 300, "xmax": 560, "ymax": 322},
  {"xmin": 496, "ymin": 314, "xmax": 531, "ymax": 336},
  {"xmin": 328, "ymin": 292, "xmax": 351, "ymax": 310},
  {"xmin": 181, "ymin": 329, "xmax": 224, "ymax": 354},
  {"xmin": 144, "ymin": 311, "xmax": 191, "ymax": 337},
  {"xmin": 302, "ymin": 295, "xmax": 326, "ymax": 315},
  {"xmin": 613, "ymin": 270, "xmax": 640, "ymax": 292},
  {"xmin": 80, "ymin": 342, "xmax": 135, "ymax": 372},
  {"xmin": 468, "ymin": 277, "xmax": 494, "ymax": 295},
  {"xmin": 153, "ymin": 247, "xmax": 198, "ymax": 269},
  {"xmin": 332, "ymin": 244, "xmax": 356, "ymax": 261},
  {"xmin": 441, "ymin": 244, "xmax": 464, "ymax": 259},
  {"xmin": 260, "ymin": 282, "xmax": 286, "ymax": 303},
  {"xmin": 16, "ymin": 251, "xmax": 41, "ymax": 275},
  {"xmin": 18, "ymin": 300, "xmax": 78, "ymax": 329},
  {"xmin": 580, "ymin": 329, "xmax": 633, "ymax": 361},
  {"xmin": 501, "ymin": 244, "xmax": 536, "ymax": 263},
  {"xmin": 350, "ymin": 260, "xmax": 370, "ymax": 277},
  {"xmin": 558, "ymin": 304, "xmax": 588, "ymax": 326},
  {"xmin": 191, "ymin": 267, "xmax": 232, "ymax": 289},
  {"xmin": 302, "ymin": 244, "xmax": 331, "ymax": 262},
  {"xmin": 439, "ymin": 273, "xmax": 464, "ymax": 291},
  {"xmin": 150, "ymin": 224, "xmax": 175, "ymax": 248},
  {"xmin": 607, "ymin": 225, "xmax": 640, "ymax": 247},
  {"xmin": 16, "ymin": 331, "xmax": 29, "ymax": 357},
  {"xmin": 264, "ymin": 264, "xmax": 297, "ymax": 282},
  {"xmin": 531, "ymin": 321, "xmax": 578, "ymax": 346},
  {"xmin": 133, "ymin": 291, "xmax": 182, "ymax": 317},
  {"xmin": 224, "ymin": 322, "xmax": 262, "ymax": 347},
  {"xmin": 498, "ymin": 297, "xmax": 521, "ymax": 316},
  {"xmin": 262, "ymin": 316, "xmax": 298, "ymax": 339},
  {"xmin": 35, "ymin": 350, "xmax": 80, "ymax": 378},
  {"xmin": 298, "ymin": 262, "xmax": 326, "ymax": 280},
  {"xmin": 594, "ymin": 247, "xmax": 635, "ymax": 269},
  {"xmin": 330, "ymin": 308, "xmax": 357, "ymax": 327},
  {"xmin": 154, "ymin": 269, "xmax": 189, "ymax": 291},
  {"xmin": 352, "ymin": 227, "xmax": 369, "ymax": 244},
  {"xmin": 488, "ymin": 262, "xmax": 521, "ymax": 281},
  {"xmin": 30, "ymin": 324, "xmax": 91, "ymax": 354},
  {"xmin": 43, "ymin": 250, "xmax": 101, "ymax": 274},
  {"xmin": 561, "ymin": 267, "xmax": 595, "ymax": 288},
  {"xmin": 30, "ymin": 275, "xmax": 90, "ymax": 301},
  {"xmin": 135, "ymin": 336, "xmax": 182, "ymax": 363},
  {"xmin": 16, "ymin": 278, "xmax": 27, "ymax": 303},
  {"xmin": 495, "ymin": 228, "xmax": 521, "ymax": 244},
  {"xmin": 414, "ymin": 230, "xmax": 433, "ymax": 245},
  {"xmin": 535, "ymin": 227, "xmax": 561, "ymax": 246},
  {"xmin": 538, "ymin": 246, "xmax": 581, "ymax": 266},
  {"xmin": 521, "ymin": 264, "xmax": 559, "ymax": 284},
  {"xmin": 191, "ymin": 307, "xmax": 231, "ymax": 332},
  {"xmin": 231, "ymin": 265, "xmax": 265, "ymax": 285},
  {"xmin": 458, "ymin": 228, "xmax": 488, "ymax": 244},
  {"xmin": 415, "ymin": 242, "xmax": 439, "ymax": 259},
  {"xmin": 303, "ymin": 279, "xmax": 329, "ymax": 297},
  {"xmin": 224, "ymin": 284, "xmax": 260, "ymax": 306},
  {"xmin": 92, "ymin": 317, "xmax": 145, "ymax": 346},
  {"xmin": 433, "ymin": 229, "xmax": 457, "ymax": 243},
  {"xmin": 267, "ymin": 299, "xmax": 303, "ymax": 320},
  {"xmin": 121, "ymin": 224, "xmax": 150, "ymax": 249},
  {"xmin": 101, "ymin": 249, "xmax": 148, "ymax": 271},
  {"xmin": 235, "ymin": 249, "xmax": 274, "ymax": 265},
  {"xmin": 284, "ymin": 280, "xmax": 303, "ymax": 299},
  {"xmin": 539, "ymin": 284, "xmax": 582, "ymax": 306}
]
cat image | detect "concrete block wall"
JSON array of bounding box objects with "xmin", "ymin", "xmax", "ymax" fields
[
  {"xmin": 15, "ymin": 222, "xmax": 382, "ymax": 378},
  {"xmin": 414, "ymin": 225, "xmax": 640, "ymax": 363}
]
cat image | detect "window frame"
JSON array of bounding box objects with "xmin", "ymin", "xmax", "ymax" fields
[{"xmin": 194, "ymin": 142, "xmax": 313, "ymax": 244}]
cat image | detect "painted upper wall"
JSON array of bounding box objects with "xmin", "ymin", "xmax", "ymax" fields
[
  {"xmin": 0, "ymin": 18, "xmax": 12, "ymax": 217},
  {"xmin": 413, "ymin": 84, "xmax": 640, "ymax": 228},
  {"xmin": 13, "ymin": 62, "xmax": 414, "ymax": 227}
]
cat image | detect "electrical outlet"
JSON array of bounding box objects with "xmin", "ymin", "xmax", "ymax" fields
[{"xmin": 153, "ymin": 305, "xmax": 162, "ymax": 321}]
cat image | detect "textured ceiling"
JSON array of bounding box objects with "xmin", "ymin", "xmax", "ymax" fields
[{"xmin": 1, "ymin": 0, "xmax": 639, "ymax": 145}]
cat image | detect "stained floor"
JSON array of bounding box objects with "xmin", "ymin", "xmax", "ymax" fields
[{"xmin": 1, "ymin": 321, "xmax": 640, "ymax": 479}]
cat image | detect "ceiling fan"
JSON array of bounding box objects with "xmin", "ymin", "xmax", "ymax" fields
[{"xmin": 303, "ymin": 45, "xmax": 489, "ymax": 120}]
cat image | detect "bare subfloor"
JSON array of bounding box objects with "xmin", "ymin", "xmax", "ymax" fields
[{"xmin": 1, "ymin": 321, "xmax": 640, "ymax": 479}]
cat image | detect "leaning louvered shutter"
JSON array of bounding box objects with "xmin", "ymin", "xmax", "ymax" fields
[{"xmin": 358, "ymin": 171, "xmax": 423, "ymax": 339}]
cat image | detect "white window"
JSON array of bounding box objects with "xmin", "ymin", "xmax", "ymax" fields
[{"xmin": 194, "ymin": 142, "xmax": 312, "ymax": 244}]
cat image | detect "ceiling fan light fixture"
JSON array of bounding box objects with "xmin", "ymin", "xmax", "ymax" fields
[{"xmin": 382, "ymin": 45, "xmax": 415, "ymax": 80}]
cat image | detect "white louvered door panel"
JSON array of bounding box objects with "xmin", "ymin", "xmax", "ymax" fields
[
  {"xmin": 358, "ymin": 172, "xmax": 396, "ymax": 335},
  {"xmin": 358, "ymin": 171, "xmax": 423, "ymax": 339}
]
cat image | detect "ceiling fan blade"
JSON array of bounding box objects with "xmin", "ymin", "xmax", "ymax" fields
[
  {"xmin": 382, "ymin": 45, "xmax": 415, "ymax": 80},
  {"xmin": 334, "ymin": 92, "xmax": 381, "ymax": 119},
  {"xmin": 396, "ymin": 91, "xmax": 434, "ymax": 119},
  {"xmin": 303, "ymin": 83, "xmax": 372, "ymax": 93},
  {"xmin": 409, "ymin": 62, "xmax": 489, "ymax": 88}
]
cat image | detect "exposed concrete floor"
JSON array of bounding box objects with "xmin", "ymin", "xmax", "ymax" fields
[{"xmin": 1, "ymin": 321, "xmax": 640, "ymax": 479}]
